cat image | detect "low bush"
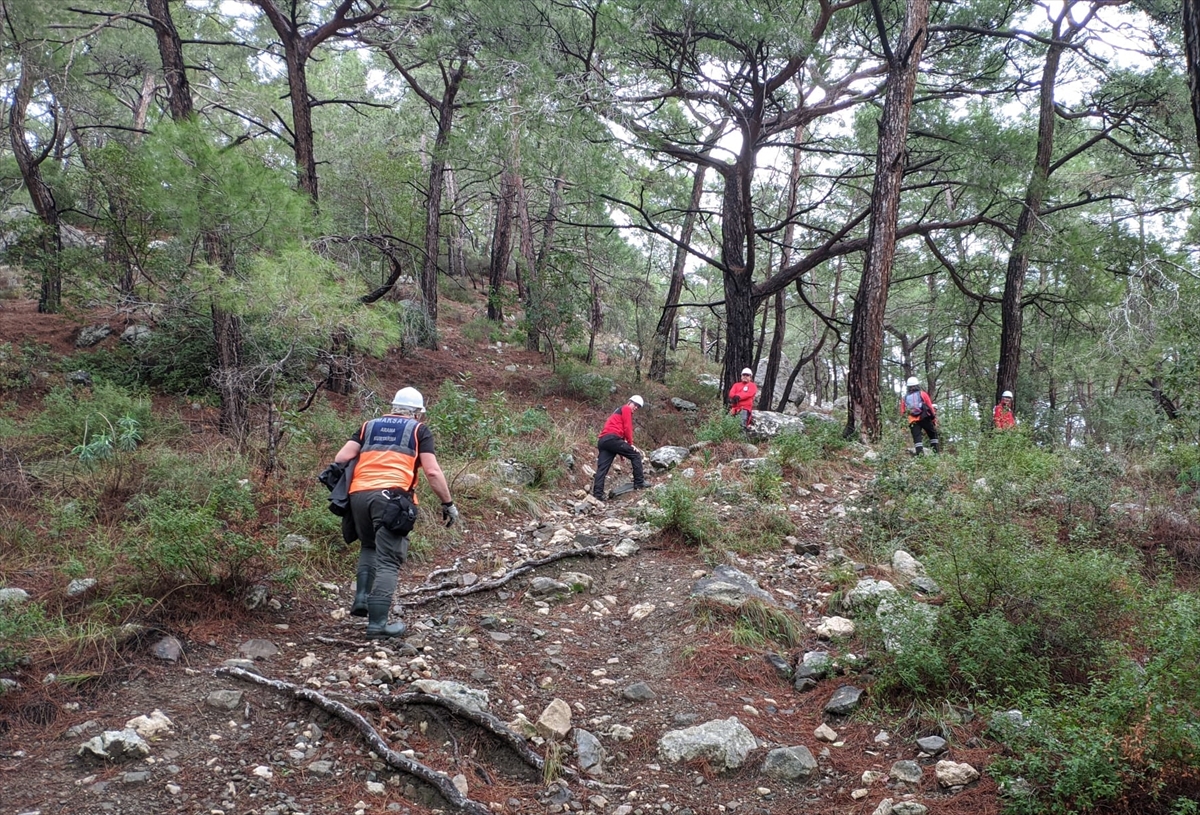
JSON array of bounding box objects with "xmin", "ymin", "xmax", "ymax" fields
[
  {"xmin": 696, "ymin": 411, "xmax": 745, "ymax": 443},
  {"xmin": 544, "ymin": 360, "xmax": 616, "ymax": 405},
  {"xmin": 646, "ymin": 480, "xmax": 720, "ymax": 547},
  {"xmin": 26, "ymin": 383, "xmax": 153, "ymax": 456}
]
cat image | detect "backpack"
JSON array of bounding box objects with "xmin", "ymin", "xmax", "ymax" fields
[{"xmin": 904, "ymin": 391, "xmax": 930, "ymax": 419}]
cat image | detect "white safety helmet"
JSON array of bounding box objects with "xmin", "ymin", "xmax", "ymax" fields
[
  {"xmin": 629, "ymin": 395, "xmax": 644, "ymax": 407},
  {"xmin": 905, "ymin": 376, "xmax": 920, "ymax": 388},
  {"xmin": 1001, "ymin": 390, "xmax": 1013, "ymax": 399},
  {"xmin": 391, "ymin": 386, "xmax": 425, "ymax": 413},
  {"xmin": 741, "ymin": 368, "xmax": 753, "ymax": 376}
]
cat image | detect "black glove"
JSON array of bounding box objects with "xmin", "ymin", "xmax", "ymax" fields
[
  {"xmin": 317, "ymin": 461, "xmax": 345, "ymax": 491},
  {"xmin": 442, "ymin": 502, "xmax": 459, "ymax": 527}
]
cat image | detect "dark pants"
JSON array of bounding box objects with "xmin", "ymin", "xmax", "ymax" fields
[
  {"xmin": 909, "ymin": 417, "xmax": 939, "ymax": 453},
  {"xmin": 593, "ymin": 435, "xmax": 645, "ymax": 498},
  {"xmin": 735, "ymin": 408, "xmax": 752, "ymax": 429},
  {"xmin": 348, "ymin": 490, "xmax": 411, "ymax": 604}
]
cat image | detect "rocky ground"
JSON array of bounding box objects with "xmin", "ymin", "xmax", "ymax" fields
[
  {"xmin": 0, "ymin": 296, "xmax": 1001, "ymax": 815},
  {"xmin": 1, "ymin": 472, "xmax": 1001, "ymax": 815}
]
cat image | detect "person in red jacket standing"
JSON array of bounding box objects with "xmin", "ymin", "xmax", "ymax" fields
[
  {"xmin": 728, "ymin": 367, "xmax": 758, "ymax": 430},
  {"xmin": 592, "ymin": 395, "xmax": 647, "ymax": 500},
  {"xmin": 993, "ymin": 390, "xmax": 1016, "ymax": 430}
]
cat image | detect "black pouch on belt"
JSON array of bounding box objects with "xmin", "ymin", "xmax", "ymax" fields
[{"xmin": 380, "ymin": 489, "xmax": 419, "ymax": 535}]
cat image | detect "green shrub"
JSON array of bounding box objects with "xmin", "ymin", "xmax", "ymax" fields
[
  {"xmin": 545, "ymin": 360, "xmax": 615, "ymax": 405},
  {"xmin": 460, "ymin": 316, "xmax": 510, "ymax": 345},
  {"xmin": 128, "ymin": 481, "xmax": 268, "ymax": 589},
  {"xmin": 748, "ymin": 464, "xmax": 783, "ymax": 502},
  {"xmin": 0, "ymin": 601, "xmax": 48, "ymax": 671},
  {"xmin": 991, "ymin": 595, "xmax": 1200, "ymax": 812},
  {"xmin": 0, "ymin": 341, "xmax": 50, "ymax": 391},
  {"xmin": 27, "ymin": 383, "xmax": 153, "ymax": 455},
  {"xmin": 647, "ymin": 480, "xmax": 720, "ymax": 547},
  {"xmin": 696, "ymin": 411, "xmax": 745, "ymax": 443},
  {"xmin": 732, "ymin": 599, "xmax": 803, "ymax": 648}
]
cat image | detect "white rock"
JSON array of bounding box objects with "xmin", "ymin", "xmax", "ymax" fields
[
  {"xmin": 814, "ymin": 723, "xmax": 838, "ymax": 742},
  {"xmin": 936, "ymin": 759, "xmax": 980, "ymax": 787},
  {"xmin": 125, "ymin": 710, "xmax": 173, "ymax": 739},
  {"xmin": 629, "ymin": 603, "xmax": 655, "ymax": 621},
  {"xmin": 815, "ymin": 616, "xmax": 856, "ymax": 639},
  {"xmin": 537, "ymin": 698, "xmax": 573, "ymax": 739}
]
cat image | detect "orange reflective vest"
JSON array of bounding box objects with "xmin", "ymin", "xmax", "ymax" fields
[{"xmin": 348, "ymin": 415, "xmax": 422, "ymax": 498}]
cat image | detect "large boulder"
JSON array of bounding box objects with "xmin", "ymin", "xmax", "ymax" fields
[
  {"xmin": 658, "ymin": 716, "xmax": 758, "ymax": 770},
  {"xmin": 761, "ymin": 745, "xmax": 818, "ymax": 780},
  {"xmin": 746, "ymin": 411, "xmax": 808, "ymax": 440},
  {"xmin": 648, "ymin": 446, "xmax": 690, "ymax": 471},
  {"xmin": 495, "ymin": 459, "xmax": 537, "ymax": 486},
  {"xmin": 691, "ymin": 564, "xmax": 776, "ymax": 609},
  {"xmin": 75, "ymin": 325, "xmax": 112, "ymax": 348}
]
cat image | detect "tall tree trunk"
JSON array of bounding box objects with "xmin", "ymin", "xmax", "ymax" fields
[
  {"xmin": 444, "ymin": 167, "xmax": 467, "ymax": 282},
  {"xmin": 487, "ymin": 166, "xmax": 516, "ymax": 322},
  {"xmin": 761, "ymin": 120, "xmax": 806, "ymax": 406},
  {"xmin": 515, "ymin": 175, "xmax": 539, "ymax": 351},
  {"xmin": 844, "ymin": 0, "xmax": 931, "ymax": 441},
  {"xmin": 9, "ymin": 56, "xmax": 62, "ymax": 314},
  {"xmin": 649, "ymin": 162, "xmax": 708, "ymax": 382},
  {"xmin": 719, "ymin": 155, "xmax": 756, "ymax": 392},
  {"xmin": 205, "ymin": 231, "xmax": 249, "ymax": 441},
  {"xmin": 524, "ymin": 178, "xmax": 566, "ymax": 353},
  {"xmin": 151, "ymin": 0, "xmax": 248, "ymax": 440},
  {"xmin": 146, "ymin": 0, "xmax": 194, "ymax": 120},
  {"xmin": 996, "ymin": 5, "xmax": 1077, "ymax": 402},
  {"xmin": 417, "ymin": 62, "xmax": 465, "ymax": 345},
  {"xmin": 1185, "ymin": 0, "xmax": 1200, "ymax": 151}
]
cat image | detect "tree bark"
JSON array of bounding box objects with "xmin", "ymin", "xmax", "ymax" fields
[
  {"xmin": 9, "ymin": 56, "xmax": 62, "ymax": 314},
  {"xmin": 649, "ymin": 162, "xmax": 708, "ymax": 383},
  {"xmin": 719, "ymin": 155, "xmax": 756, "ymax": 393},
  {"xmin": 761, "ymin": 118, "xmax": 805, "ymax": 407},
  {"xmin": 146, "ymin": 0, "xmax": 194, "ymax": 120},
  {"xmin": 249, "ymin": 0, "xmax": 386, "ymax": 204},
  {"xmin": 417, "ymin": 62, "xmax": 465, "ymax": 344},
  {"xmin": 995, "ymin": 4, "xmax": 1078, "ymax": 403},
  {"xmin": 524, "ymin": 178, "xmax": 565, "ymax": 353},
  {"xmin": 1185, "ymin": 0, "xmax": 1200, "ymax": 151},
  {"xmin": 845, "ymin": 0, "xmax": 930, "ymax": 441},
  {"xmin": 487, "ymin": 166, "xmax": 516, "ymax": 322}
]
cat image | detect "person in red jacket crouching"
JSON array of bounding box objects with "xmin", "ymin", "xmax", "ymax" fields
[
  {"xmin": 592, "ymin": 395, "xmax": 647, "ymax": 500},
  {"xmin": 728, "ymin": 367, "xmax": 758, "ymax": 430}
]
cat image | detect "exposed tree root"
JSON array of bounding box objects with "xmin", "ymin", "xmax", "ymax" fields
[
  {"xmin": 214, "ymin": 666, "xmax": 492, "ymax": 815},
  {"xmin": 383, "ymin": 690, "xmax": 578, "ymax": 782},
  {"xmin": 396, "ymin": 546, "xmax": 605, "ymax": 607}
]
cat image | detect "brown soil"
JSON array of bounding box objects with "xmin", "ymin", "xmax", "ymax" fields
[{"xmin": 0, "ymin": 297, "xmax": 1001, "ymax": 815}]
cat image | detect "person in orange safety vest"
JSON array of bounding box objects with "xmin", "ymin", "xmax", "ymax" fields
[
  {"xmin": 900, "ymin": 376, "xmax": 939, "ymax": 454},
  {"xmin": 728, "ymin": 367, "xmax": 758, "ymax": 430},
  {"xmin": 333, "ymin": 387, "xmax": 456, "ymax": 640}
]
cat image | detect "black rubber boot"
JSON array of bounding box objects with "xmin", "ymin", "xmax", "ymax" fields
[
  {"xmin": 349, "ymin": 568, "xmax": 373, "ymax": 617},
  {"xmin": 365, "ymin": 600, "xmax": 407, "ymax": 640}
]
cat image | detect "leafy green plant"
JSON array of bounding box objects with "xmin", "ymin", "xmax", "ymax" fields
[
  {"xmin": 545, "ymin": 360, "xmax": 615, "ymax": 405},
  {"xmin": 696, "ymin": 412, "xmax": 745, "ymax": 443},
  {"xmin": 72, "ymin": 415, "xmax": 141, "ymax": 466},
  {"xmin": 27, "ymin": 383, "xmax": 152, "ymax": 456},
  {"xmin": 127, "ymin": 472, "xmax": 267, "ymax": 589},
  {"xmin": 748, "ymin": 464, "xmax": 783, "ymax": 502},
  {"xmin": 646, "ymin": 480, "xmax": 720, "ymax": 547}
]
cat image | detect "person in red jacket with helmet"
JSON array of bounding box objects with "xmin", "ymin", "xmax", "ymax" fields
[
  {"xmin": 900, "ymin": 376, "xmax": 939, "ymax": 454},
  {"xmin": 993, "ymin": 391, "xmax": 1016, "ymax": 430},
  {"xmin": 592, "ymin": 395, "xmax": 647, "ymax": 500},
  {"xmin": 728, "ymin": 368, "xmax": 758, "ymax": 430}
]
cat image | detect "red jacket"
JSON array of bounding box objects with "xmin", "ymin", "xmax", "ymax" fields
[
  {"xmin": 900, "ymin": 390, "xmax": 935, "ymax": 423},
  {"xmin": 599, "ymin": 405, "xmax": 635, "ymax": 444},
  {"xmin": 728, "ymin": 381, "xmax": 758, "ymax": 414},
  {"xmin": 993, "ymin": 403, "xmax": 1015, "ymax": 430}
]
